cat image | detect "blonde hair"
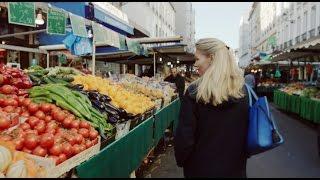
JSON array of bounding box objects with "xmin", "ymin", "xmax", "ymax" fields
[{"xmin": 194, "ymin": 38, "xmax": 245, "ymax": 106}]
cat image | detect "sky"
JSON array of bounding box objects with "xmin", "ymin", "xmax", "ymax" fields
[{"xmin": 193, "ymin": 2, "xmax": 252, "ymax": 50}]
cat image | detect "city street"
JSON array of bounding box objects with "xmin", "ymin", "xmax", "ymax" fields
[{"xmin": 143, "ymin": 104, "xmax": 320, "ymax": 178}]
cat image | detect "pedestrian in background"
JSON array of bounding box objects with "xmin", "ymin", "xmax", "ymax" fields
[
  {"xmin": 245, "ymin": 71, "xmax": 256, "ymax": 90},
  {"xmin": 164, "ymin": 67, "xmax": 185, "ymax": 98},
  {"xmin": 174, "ymin": 38, "xmax": 249, "ymax": 178}
]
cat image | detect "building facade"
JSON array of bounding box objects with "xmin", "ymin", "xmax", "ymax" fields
[
  {"xmin": 238, "ymin": 12, "xmax": 251, "ymax": 68},
  {"xmin": 171, "ymin": 2, "xmax": 196, "ymax": 53},
  {"xmin": 240, "ymin": 2, "xmax": 320, "ymax": 68},
  {"xmin": 111, "ymin": 2, "xmax": 176, "ymax": 38}
]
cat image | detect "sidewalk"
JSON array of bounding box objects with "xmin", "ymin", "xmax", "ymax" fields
[{"xmin": 143, "ymin": 105, "xmax": 320, "ymax": 178}]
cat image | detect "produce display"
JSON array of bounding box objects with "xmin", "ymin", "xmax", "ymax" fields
[
  {"xmin": 26, "ymin": 66, "xmax": 80, "ymax": 86},
  {"xmin": 0, "ymin": 65, "xmax": 32, "ymax": 97},
  {"xmin": 301, "ymin": 87, "xmax": 320, "ymax": 99},
  {"xmin": 72, "ymin": 75, "xmax": 155, "ymax": 115},
  {"xmin": 28, "ymin": 84, "xmax": 113, "ymax": 135},
  {"xmin": 279, "ymin": 82, "xmax": 305, "ymax": 95},
  {"xmin": 0, "ymin": 142, "xmax": 47, "ymax": 178},
  {"xmin": 0, "ymin": 94, "xmax": 100, "ymax": 165}
]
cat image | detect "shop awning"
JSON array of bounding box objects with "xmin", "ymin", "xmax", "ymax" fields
[
  {"xmin": 289, "ymin": 36, "xmax": 320, "ymax": 51},
  {"xmin": 91, "ymin": 3, "xmax": 134, "ymax": 35}
]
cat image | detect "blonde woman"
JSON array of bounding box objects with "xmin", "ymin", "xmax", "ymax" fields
[{"xmin": 174, "ymin": 38, "xmax": 249, "ymax": 178}]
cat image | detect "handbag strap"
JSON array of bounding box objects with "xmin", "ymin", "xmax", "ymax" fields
[{"xmin": 244, "ymin": 84, "xmax": 258, "ymax": 106}]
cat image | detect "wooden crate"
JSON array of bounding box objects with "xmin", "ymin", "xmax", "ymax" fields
[{"xmin": 26, "ymin": 136, "xmax": 101, "ymax": 178}]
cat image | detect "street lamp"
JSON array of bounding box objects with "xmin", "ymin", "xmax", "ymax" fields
[{"xmin": 35, "ymin": 9, "xmax": 44, "ymax": 25}]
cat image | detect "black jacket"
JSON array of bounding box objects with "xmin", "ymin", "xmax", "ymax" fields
[
  {"xmin": 174, "ymin": 84, "xmax": 249, "ymax": 178},
  {"xmin": 164, "ymin": 74, "xmax": 185, "ymax": 98}
]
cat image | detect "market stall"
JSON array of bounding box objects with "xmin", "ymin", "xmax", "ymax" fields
[{"xmin": 273, "ymin": 82, "xmax": 320, "ymax": 124}]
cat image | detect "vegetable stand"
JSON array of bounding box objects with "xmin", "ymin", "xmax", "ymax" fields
[
  {"xmin": 76, "ymin": 98, "xmax": 181, "ymax": 178},
  {"xmin": 273, "ymin": 90, "xmax": 320, "ymax": 124}
]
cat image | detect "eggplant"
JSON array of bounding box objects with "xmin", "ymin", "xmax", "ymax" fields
[
  {"xmin": 92, "ymin": 100, "xmax": 105, "ymax": 110},
  {"xmin": 105, "ymin": 107, "xmax": 120, "ymax": 118},
  {"xmin": 104, "ymin": 102, "xmax": 121, "ymax": 114},
  {"xmin": 89, "ymin": 91, "xmax": 101, "ymax": 101},
  {"xmin": 108, "ymin": 116, "xmax": 119, "ymax": 124},
  {"xmin": 100, "ymin": 95, "xmax": 112, "ymax": 102}
]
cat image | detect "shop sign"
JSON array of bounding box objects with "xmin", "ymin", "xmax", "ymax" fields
[
  {"xmin": 47, "ymin": 8, "xmax": 66, "ymax": 35},
  {"xmin": 8, "ymin": 2, "xmax": 36, "ymax": 27},
  {"xmin": 69, "ymin": 13, "xmax": 88, "ymax": 38}
]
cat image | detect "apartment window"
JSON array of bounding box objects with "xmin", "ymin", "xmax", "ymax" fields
[
  {"xmin": 311, "ymin": 6, "xmax": 316, "ymax": 29},
  {"xmin": 303, "ymin": 11, "xmax": 308, "ymax": 32},
  {"xmin": 297, "ymin": 16, "xmax": 301, "ymax": 35}
]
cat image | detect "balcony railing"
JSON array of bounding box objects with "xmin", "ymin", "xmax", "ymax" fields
[
  {"xmin": 302, "ymin": 33, "xmax": 307, "ymax": 41},
  {"xmin": 309, "ymin": 29, "xmax": 315, "ymax": 38},
  {"xmin": 296, "ymin": 36, "xmax": 300, "ymax": 43}
]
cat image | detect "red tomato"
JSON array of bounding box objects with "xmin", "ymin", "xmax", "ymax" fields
[
  {"xmin": 62, "ymin": 118, "xmax": 72, "ymax": 128},
  {"xmin": 74, "ymin": 134, "xmax": 84, "ymax": 144},
  {"xmin": 70, "ymin": 128, "xmax": 78, "ymax": 134},
  {"xmin": 66, "ymin": 114, "xmax": 75, "ymax": 121},
  {"xmin": 92, "ymin": 138, "xmax": 98, "ymax": 145},
  {"xmin": 0, "ymin": 134, "xmax": 13, "ymax": 141},
  {"xmin": 40, "ymin": 133, "xmax": 54, "ymax": 149},
  {"xmin": 62, "ymin": 143, "xmax": 74, "ymax": 158},
  {"xmin": 55, "ymin": 111, "xmax": 66, "ymax": 122},
  {"xmin": 11, "ymin": 100, "xmax": 18, "ymax": 107},
  {"xmin": 14, "ymin": 107, "xmax": 22, "ymax": 115},
  {"xmin": 25, "ymin": 129, "xmax": 38, "ymax": 136},
  {"xmin": 47, "ymin": 121, "xmax": 58, "ymax": 130},
  {"xmin": 34, "ymin": 110, "xmax": 45, "ymax": 120},
  {"xmin": 20, "ymin": 111, "xmax": 30, "ymax": 118},
  {"xmin": 49, "ymin": 144, "xmax": 62, "ymax": 156},
  {"xmin": 20, "ymin": 123, "xmax": 31, "ymax": 131},
  {"xmin": 58, "ymin": 154, "xmax": 67, "ymax": 164},
  {"xmin": 89, "ymin": 129, "xmax": 99, "ymax": 140},
  {"xmin": 28, "ymin": 103, "xmax": 39, "ymax": 114},
  {"xmin": 26, "ymin": 116, "xmax": 39, "ymax": 128},
  {"xmin": 34, "ymin": 123, "xmax": 46, "ymax": 134},
  {"xmin": 22, "ymin": 147, "xmax": 32, "ymax": 154},
  {"xmin": 48, "ymin": 155, "xmax": 60, "ymax": 165},
  {"xmin": 32, "ymin": 146, "xmax": 47, "ymax": 157},
  {"xmin": 3, "ymin": 106, "xmax": 14, "ymax": 113},
  {"xmin": 10, "ymin": 115, "xmax": 19, "ymax": 127},
  {"xmin": 18, "ymin": 97, "xmax": 25, "ymax": 106},
  {"xmin": 79, "ymin": 121, "xmax": 90, "ymax": 129},
  {"xmin": 54, "ymin": 134, "xmax": 64, "ymax": 144},
  {"xmin": 24, "ymin": 134, "xmax": 39, "ymax": 150},
  {"xmin": 85, "ymin": 140, "xmax": 93, "ymax": 149},
  {"xmin": 78, "ymin": 128, "xmax": 89, "ymax": 138},
  {"xmin": 79, "ymin": 144, "xmax": 86, "ymax": 152},
  {"xmin": 45, "ymin": 128, "xmax": 56, "ymax": 135},
  {"xmin": 13, "ymin": 138, "xmax": 25, "ymax": 150},
  {"xmin": 72, "ymin": 144, "xmax": 81, "ymax": 155},
  {"xmin": 22, "ymin": 98, "xmax": 31, "ymax": 107},
  {"xmin": 44, "ymin": 115, "xmax": 52, "ymax": 123},
  {"xmin": 70, "ymin": 120, "xmax": 80, "ymax": 129},
  {"xmin": 40, "ymin": 103, "xmax": 51, "ymax": 113},
  {"xmin": 0, "ymin": 117, "xmax": 11, "ymax": 130},
  {"xmin": 65, "ymin": 135, "xmax": 77, "ymax": 146},
  {"xmin": 1, "ymin": 85, "xmax": 15, "ymax": 94}
]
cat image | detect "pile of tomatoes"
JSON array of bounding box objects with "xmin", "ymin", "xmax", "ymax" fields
[{"xmin": 0, "ymin": 95, "xmax": 99, "ymax": 165}]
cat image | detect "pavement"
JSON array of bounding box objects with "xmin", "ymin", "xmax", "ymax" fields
[{"xmin": 143, "ymin": 104, "xmax": 320, "ymax": 178}]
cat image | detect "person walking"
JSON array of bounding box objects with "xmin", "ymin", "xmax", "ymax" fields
[
  {"xmin": 164, "ymin": 67, "xmax": 185, "ymax": 98},
  {"xmin": 245, "ymin": 71, "xmax": 256, "ymax": 90},
  {"xmin": 174, "ymin": 38, "xmax": 249, "ymax": 178}
]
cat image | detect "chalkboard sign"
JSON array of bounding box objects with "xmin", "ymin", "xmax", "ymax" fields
[
  {"xmin": 47, "ymin": 8, "xmax": 66, "ymax": 35},
  {"xmin": 69, "ymin": 13, "xmax": 87, "ymax": 38},
  {"xmin": 8, "ymin": 2, "xmax": 36, "ymax": 27},
  {"xmin": 92, "ymin": 21, "xmax": 107, "ymax": 44}
]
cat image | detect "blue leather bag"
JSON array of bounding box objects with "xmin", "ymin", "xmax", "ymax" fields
[{"xmin": 245, "ymin": 84, "xmax": 284, "ymax": 157}]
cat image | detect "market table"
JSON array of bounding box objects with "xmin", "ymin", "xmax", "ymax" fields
[
  {"xmin": 273, "ymin": 90, "xmax": 320, "ymax": 124},
  {"xmin": 76, "ymin": 98, "xmax": 181, "ymax": 178}
]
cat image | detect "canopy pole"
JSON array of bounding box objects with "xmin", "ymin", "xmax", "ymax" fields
[
  {"xmin": 153, "ymin": 52, "xmax": 156, "ymax": 77},
  {"xmin": 92, "ymin": 34, "xmax": 96, "ymax": 76},
  {"xmin": 46, "ymin": 53, "xmax": 50, "ymax": 68}
]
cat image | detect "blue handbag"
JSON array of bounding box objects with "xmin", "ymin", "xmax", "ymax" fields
[{"xmin": 245, "ymin": 84, "xmax": 284, "ymax": 157}]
